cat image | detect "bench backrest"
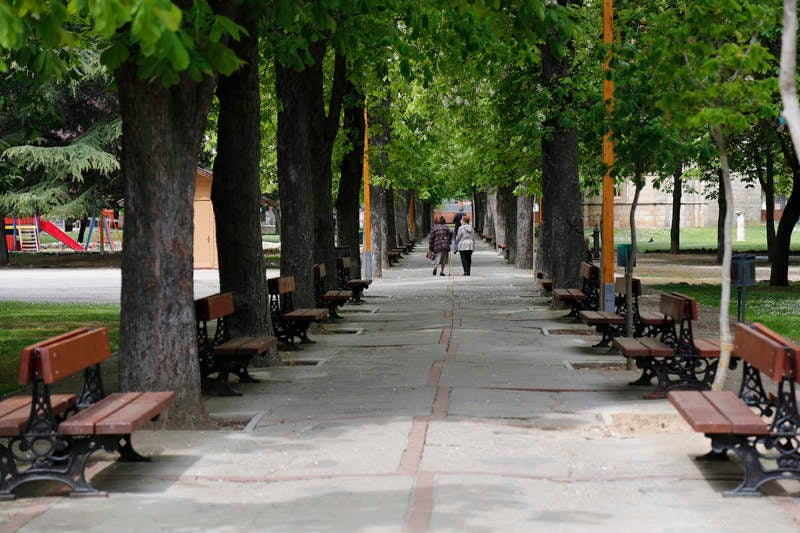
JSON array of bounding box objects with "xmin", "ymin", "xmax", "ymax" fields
[
  {"xmin": 580, "ymin": 262, "xmax": 599, "ymax": 281},
  {"xmin": 19, "ymin": 327, "xmax": 111, "ymax": 385},
  {"xmin": 658, "ymin": 292, "xmax": 696, "ymax": 321},
  {"xmin": 613, "ymin": 277, "xmax": 641, "ymax": 296},
  {"xmin": 195, "ymin": 292, "xmax": 235, "ymax": 321},
  {"xmin": 735, "ymin": 322, "xmax": 800, "ymax": 383},
  {"xmin": 268, "ymin": 276, "xmax": 296, "ymax": 295}
]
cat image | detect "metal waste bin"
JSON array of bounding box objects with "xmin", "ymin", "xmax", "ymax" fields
[
  {"xmin": 731, "ymin": 254, "xmax": 756, "ymax": 287},
  {"xmin": 616, "ymin": 244, "xmax": 634, "ymax": 267}
]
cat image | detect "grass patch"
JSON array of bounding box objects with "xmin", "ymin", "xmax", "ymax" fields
[
  {"xmin": 591, "ymin": 225, "xmax": 800, "ymax": 253},
  {"xmin": 653, "ymin": 283, "xmax": 800, "ymax": 343},
  {"xmin": 0, "ymin": 302, "xmax": 120, "ymax": 396}
]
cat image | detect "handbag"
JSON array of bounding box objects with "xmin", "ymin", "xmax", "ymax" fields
[{"xmin": 426, "ymin": 250, "xmax": 434, "ymax": 260}]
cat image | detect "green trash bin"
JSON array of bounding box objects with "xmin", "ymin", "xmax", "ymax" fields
[{"xmin": 616, "ymin": 244, "xmax": 634, "ymax": 267}]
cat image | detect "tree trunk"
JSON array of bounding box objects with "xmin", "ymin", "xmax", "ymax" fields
[
  {"xmin": 541, "ymin": 35, "xmax": 582, "ymax": 292},
  {"xmin": 472, "ymin": 188, "xmax": 486, "ymax": 234},
  {"xmin": 370, "ymin": 182, "xmax": 386, "ymax": 277},
  {"xmin": 386, "ymin": 187, "xmax": 397, "ymax": 251},
  {"xmin": 497, "ymin": 184, "xmax": 516, "ymax": 261},
  {"xmin": 515, "ymin": 194, "xmax": 533, "ymax": 269},
  {"xmin": 311, "ymin": 51, "xmax": 346, "ymax": 291},
  {"xmin": 715, "ymin": 167, "xmax": 726, "ymax": 265},
  {"xmin": 275, "ymin": 57, "xmax": 317, "ymax": 307},
  {"xmin": 711, "ymin": 127, "xmax": 734, "ymax": 390},
  {"xmin": 115, "ymin": 62, "xmax": 215, "ymax": 427},
  {"xmin": 754, "ymin": 144, "xmax": 777, "ymax": 260},
  {"xmin": 775, "ymin": 0, "xmax": 800, "ymax": 286},
  {"xmin": 395, "ymin": 190, "xmax": 410, "ymax": 244},
  {"xmin": 336, "ymin": 77, "xmax": 365, "ymax": 278},
  {"xmin": 0, "ymin": 213, "xmax": 8, "ymax": 265},
  {"xmin": 669, "ymin": 164, "xmax": 683, "ymax": 255},
  {"xmin": 486, "ymin": 188, "xmax": 499, "ymax": 244},
  {"xmin": 212, "ymin": 7, "xmax": 269, "ymax": 338},
  {"xmin": 770, "ymin": 177, "xmax": 800, "ymax": 285}
]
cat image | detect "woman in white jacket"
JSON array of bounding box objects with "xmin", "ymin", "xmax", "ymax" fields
[{"xmin": 455, "ymin": 215, "xmax": 475, "ymax": 276}]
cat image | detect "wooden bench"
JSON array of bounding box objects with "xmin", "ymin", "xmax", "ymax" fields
[
  {"xmin": 669, "ymin": 322, "xmax": 800, "ymax": 496},
  {"xmin": 0, "ymin": 327, "xmax": 174, "ymax": 499},
  {"xmin": 536, "ymin": 272, "xmax": 553, "ymax": 292},
  {"xmin": 579, "ymin": 277, "xmax": 644, "ymax": 348},
  {"xmin": 337, "ymin": 257, "xmax": 372, "ymax": 303},
  {"xmin": 397, "ymin": 234, "xmax": 415, "ymax": 253},
  {"xmin": 195, "ymin": 292, "xmax": 278, "ymax": 396},
  {"xmin": 268, "ymin": 276, "xmax": 329, "ymax": 347},
  {"xmin": 387, "ymin": 250, "xmax": 401, "ymax": 265},
  {"xmin": 496, "ymin": 243, "xmax": 508, "ymax": 259},
  {"xmin": 612, "ymin": 292, "xmax": 723, "ymax": 396},
  {"xmin": 552, "ymin": 262, "xmax": 600, "ymax": 319},
  {"xmin": 314, "ymin": 263, "xmax": 353, "ymax": 319}
]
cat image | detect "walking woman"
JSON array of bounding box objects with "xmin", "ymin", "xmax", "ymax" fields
[
  {"xmin": 455, "ymin": 214, "xmax": 475, "ymax": 275},
  {"xmin": 428, "ymin": 215, "xmax": 453, "ymax": 276}
]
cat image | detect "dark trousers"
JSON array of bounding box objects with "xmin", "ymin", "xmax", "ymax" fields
[{"xmin": 459, "ymin": 250, "xmax": 473, "ymax": 275}]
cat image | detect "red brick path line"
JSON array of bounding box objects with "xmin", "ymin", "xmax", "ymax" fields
[{"xmin": 403, "ymin": 286, "xmax": 458, "ymax": 532}]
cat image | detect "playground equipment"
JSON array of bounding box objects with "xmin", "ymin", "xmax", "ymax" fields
[
  {"xmin": 3, "ymin": 210, "xmax": 123, "ymax": 252},
  {"xmin": 4, "ymin": 216, "xmax": 83, "ymax": 252},
  {"xmin": 84, "ymin": 209, "xmax": 123, "ymax": 252}
]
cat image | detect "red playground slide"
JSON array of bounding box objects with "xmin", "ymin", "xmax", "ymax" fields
[{"xmin": 39, "ymin": 220, "xmax": 83, "ymax": 251}]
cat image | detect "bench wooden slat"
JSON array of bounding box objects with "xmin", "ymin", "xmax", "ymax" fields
[
  {"xmin": 735, "ymin": 323, "xmax": 793, "ymax": 382},
  {"xmin": 214, "ymin": 336, "xmax": 277, "ymax": 357},
  {"xmin": 580, "ymin": 311, "xmax": 624, "ymax": 325},
  {"xmin": 268, "ymin": 276, "xmax": 296, "ymax": 294},
  {"xmin": 612, "ymin": 338, "xmax": 650, "ymax": 357},
  {"xmin": 638, "ymin": 338, "xmax": 675, "ymax": 357},
  {"xmin": 19, "ymin": 327, "xmax": 95, "ymax": 385},
  {"xmin": 669, "ymin": 391, "xmax": 734, "ymax": 433},
  {"xmin": 36, "ymin": 328, "xmax": 111, "ymax": 384},
  {"xmin": 59, "ymin": 392, "xmax": 175, "ymax": 435},
  {"xmin": 94, "ymin": 392, "xmax": 175, "ymax": 435},
  {"xmin": 702, "ymin": 391, "xmax": 769, "ymax": 434},
  {"xmin": 670, "ymin": 391, "xmax": 768, "ymax": 435},
  {"xmin": 693, "ymin": 338, "xmax": 721, "ymax": 357},
  {"xmin": 195, "ymin": 292, "xmax": 236, "ymax": 321},
  {"xmin": 59, "ymin": 392, "xmax": 143, "ymax": 435},
  {"xmin": 284, "ymin": 309, "xmax": 328, "ymax": 321},
  {"xmin": 0, "ymin": 394, "xmax": 76, "ymax": 437}
]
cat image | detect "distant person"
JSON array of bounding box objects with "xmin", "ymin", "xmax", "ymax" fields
[
  {"xmin": 455, "ymin": 215, "xmax": 475, "ymax": 276},
  {"xmin": 429, "ymin": 215, "xmax": 453, "ymax": 276},
  {"xmin": 452, "ymin": 211, "xmax": 464, "ymax": 253}
]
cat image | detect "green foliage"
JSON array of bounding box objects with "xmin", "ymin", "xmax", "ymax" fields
[
  {"xmin": 0, "ymin": 0, "xmax": 246, "ymax": 87},
  {"xmin": 2, "ymin": 120, "xmax": 121, "ymax": 182}
]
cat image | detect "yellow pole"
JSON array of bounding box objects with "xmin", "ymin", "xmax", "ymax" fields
[
  {"xmin": 601, "ymin": 0, "xmax": 615, "ymax": 311},
  {"xmin": 363, "ymin": 104, "xmax": 372, "ymax": 278}
]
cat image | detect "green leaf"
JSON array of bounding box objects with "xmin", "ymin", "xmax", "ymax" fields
[
  {"xmin": 100, "ymin": 42, "xmax": 130, "ymax": 70},
  {"xmin": 0, "ymin": 4, "xmax": 26, "ymax": 50}
]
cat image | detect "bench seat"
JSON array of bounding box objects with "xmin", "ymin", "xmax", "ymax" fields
[
  {"xmin": 579, "ymin": 310, "xmax": 624, "ymax": 326},
  {"xmin": 0, "ymin": 394, "xmax": 76, "ymax": 437},
  {"xmin": 59, "ymin": 391, "xmax": 175, "ymax": 436},
  {"xmin": 284, "ymin": 308, "xmax": 329, "ymax": 321},
  {"xmin": 668, "ymin": 390, "xmax": 768, "ymax": 435},
  {"xmin": 214, "ymin": 336, "xmax": 278, "ymax": 358}
]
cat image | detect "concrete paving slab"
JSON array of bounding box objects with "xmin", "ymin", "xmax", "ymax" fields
[{"xmin": 2, "ymin": 243, "xmax": 800, "ymax": 532}]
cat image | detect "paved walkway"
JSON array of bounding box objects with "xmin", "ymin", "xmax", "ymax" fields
[{"xmin": 2, "ymin": 242, "xmax": 800, "ymax": 531}]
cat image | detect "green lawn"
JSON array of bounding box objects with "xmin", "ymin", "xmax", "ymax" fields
[
  {"xmin": 653, "ymin": 283, "xmax": 800, "ymax": 343},
  {"xmin": 593, "ymin": 224, "xmax": 800, "ymax": 253},
  {"xmin": 0, "ymin": 302, "xmax": 120, "ymax": 395}
]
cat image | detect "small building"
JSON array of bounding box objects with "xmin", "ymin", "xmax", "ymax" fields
[{"xmin": 194, "ymin": 168, "xmax": 218, "ymax": 269}]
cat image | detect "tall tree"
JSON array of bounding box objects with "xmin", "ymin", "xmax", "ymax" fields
[{"xmin": 211, "ymin": 3, "xmax": 269, "ymax": 338}]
